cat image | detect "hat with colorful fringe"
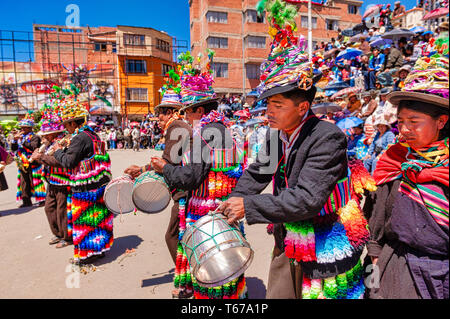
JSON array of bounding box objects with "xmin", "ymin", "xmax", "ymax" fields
[
  {"xmin": 178, "ymin": 50, "xmax": 218, "ymax": 111},
  {"xmin": 255, "ymin": 0, "xmax": 317, "ymax": 102},
  {"xmin": 50, "ymin": 85, "xmax": 89, "ymax": 124},
  {"xmin": 38, "ymin": 104, "xmax": 64, "ymax": 136},
  {"xmin": 18, "ymin": 111, "xmax": 35, "ymax": 127},
  {"xmin": 155, "ymin": 68, "xmax": 184, "ymax": 113},
  {"xmin": 388, "ymin": 41, "xmax": 449, "ymax": 109}
]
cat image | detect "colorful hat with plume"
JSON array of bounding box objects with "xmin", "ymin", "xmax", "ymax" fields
[
  {"xmin": 178, "ymin": 50, "xmax": 218, "ymax": 110},
  {"xmin": 18, "ymin": 111, "xmax": 35, "ymax": 127},
  {"xmin": 50, "ymin": 85, "xmax": 89, "ymax": 123},
  {"xmin": 255, "ymin": 0, "xmax": 317, "ymax": 102},
  {"xmin": 38, "ymin": 104, "xmax": 64, "ymax": 135},
  {"xmin": 388, "ymin": 40, "xmax": 449, "ymax": 109},
  {"xmin": 155, "ymin": 68, "xmax": 184, "ymax": 112}
]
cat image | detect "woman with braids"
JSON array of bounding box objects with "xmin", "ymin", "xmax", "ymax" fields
[{"xmin": 364, "ymin": 52, "xmax": 449, "ymax": 299}]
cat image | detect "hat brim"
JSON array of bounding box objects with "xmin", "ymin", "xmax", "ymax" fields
[
  {"xmin": 256, "ymin": 83, "xmax": 318, "ymax": 102},
  {"xmin": 18, "ymin": 123, "xmax": 34, "ymax": 127},
  {"xmin": 387, "ymin": 91, "xmax": 449, "ymax": 109},
  {"xmin": 39, "ymin": 129, "xmax": 65, "ymax": 136},
  {"xmin": 61, "ymin": 116, "xmax": 87, "ymax": 124},
  {"xmin": 154, "ymin": 102, "xmax": 184, "ymax": 113},
  {"xmin": 180, "ymin": 98, "xmax": 219, "ymax": 112}
]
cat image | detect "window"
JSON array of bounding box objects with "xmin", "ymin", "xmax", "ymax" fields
[
  {"xmin": 94, "ymin": 42, "xmax": 107, "ymax": 52},
  {"xmin": 348, "ymin": 5, "xmax": 358, "ymax": 14},
  {"xmin": 157, "ymin": 39, "xmax": 170, "ymax": 53},
  {"xmin": 124, "ymin": 34, "xmax": 145, "ymax": 46},
  {"xmin": 125, "ymin": 59, "xmax": 147, "ymax": 74},
  {"xmin": 207, "ymin": 37, "xmax": 228, "ymax": 49},
  {"xmin": 211, "ymin": 62, "xmax": 228, "ymax": 78},
  {"xmin": 206, "ymin": 11, "xmax": 228, "ymax": 23},
  {"xmin": 112, "ymin": 43, "xmax": 117, "ymax": 53},
  {"xmin": 301, "ymin": 16, "xmax": 318, "ymax": 29},
  {"xmin": 246, "ymin": 36, "xmax": 266, "ymax": 49},
  {"xmin": 326, "ymin": 19, "xmax": 339, "ymax": 31},
  {"xmin": 162, "ymin": 64, "xmax": 173, "ymax": 76},
  {"xmin": 126, "ymin": 88, "xmax": 148, "ymax": 102},
  {"xmin": 246, "ymin": 64, "xmax": 260, "ymax": 80},
  {"xmin": 246, "ymin": 10, "xmax": 265, "ymax": 23}
]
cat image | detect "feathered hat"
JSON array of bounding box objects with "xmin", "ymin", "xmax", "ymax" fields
[
  {"xmin": 155, "ymin": 68, "xmax": 184, "ymax": 113},
  {"xmin": 388, "ymin": 39, "xmax": 449, "ymax": 109},
  {"xmin": 38, "ymin": 103, "xmax": 65, "ymax": 136},
  {"xmin": 255, "ymin": 0, "xmax": 319, "ymax": 102},
  {"xmin": 178, "ymin": 50, "xmax": 218, "ymax": 111},
  {"xmin": 17, "ymin": 111, "xmax": 35, "ymax": 128},
  {"xmin": 50, "ymin": 85, "xmax": 89, "ymax": 124}
]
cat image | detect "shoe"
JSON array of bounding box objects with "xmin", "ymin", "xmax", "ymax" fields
[
  {"xmin": 38, "ymin": 201, "xmax": 45, "ymax": 207},
  {"xmin": 49, "ymin": 237, "xmax": 61, "ymax": 245},
  {"xmin": 172, "ymin": 288, "xmax": 194, "ymax": 299},
  {"xmin": 56, "ymin": 240, "xmax": 70, "ymax": 248},
  {"xmin": 19, "ymin": 202, "xmax": 33, "ymax": 208}
]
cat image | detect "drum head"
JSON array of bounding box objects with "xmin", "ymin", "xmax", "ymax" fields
[
  {"xmin": 132, "ymin": 180, "xmax": 170, "ymax": 214},
  {"xmin": 104, "ymin": 181, "xmax": 135, "ymax": 215}
]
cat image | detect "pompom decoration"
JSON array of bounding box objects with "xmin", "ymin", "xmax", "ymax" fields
[
  {"xmin": 348, "ymin": 159, "xmax": 377, "ymax": 196},
  {"xmin": 255, "ymin": 0, "xmax": 314, "ymax": 97},
  {"xmin": 178, "ymin": 50, "xmax": 217, "ymax": 106}
]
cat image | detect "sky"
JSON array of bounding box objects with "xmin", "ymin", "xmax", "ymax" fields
[{"xmin": 0, "ymin": 0, "xmax": 419, "ymax": 60}]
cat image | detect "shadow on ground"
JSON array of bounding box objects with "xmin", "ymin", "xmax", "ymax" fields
[
  {"xmin": 0, "ymin": 205, "xmax": 39, "ymax": 217},
  {"xmin": 93, "ymin": 234, "xmax": 144, "ymax": 266},
  {"xmin": 141, "ymin": 268, "xmax": 175, "ymax": 287},
  {"xmin": 246, "ymin": 277, "xmax": 267, "ymax": 299}
]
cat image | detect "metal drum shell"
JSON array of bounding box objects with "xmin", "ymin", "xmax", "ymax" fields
[
  {"xmin": 181, "ymin": 213, "xmax": 254, "ymax": 288},
  {"xmin": 132, "ymin": 171, "xmax": 171, "ymax": 214},
  {"xmin": 103, "ymin": 175, "xmax": 135, "ymax": 215}
]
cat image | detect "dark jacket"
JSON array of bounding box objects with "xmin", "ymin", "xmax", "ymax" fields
[
  {"xmin": 230, "ymin": 116, "xmax": 348, "ymax": 260},
  {"xmin": 383, "ymin": 47, "xmax": 404, "ymax": 70},
  {"xmin": 163, "ymin": 122, "xmax": 234, "ymax": 192}
]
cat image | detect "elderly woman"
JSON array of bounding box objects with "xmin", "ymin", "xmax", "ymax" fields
[
  {"xmin": 364, "ymin": 56, "xmax": 449, "ymax": 298},
  {"xmin": 363, "ymin": 116, "xmax": 396, "ymax": 174}
]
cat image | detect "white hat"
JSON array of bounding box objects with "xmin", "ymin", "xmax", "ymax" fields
[{"xmin": 373, "ymin": 115, "xmax": 390, "ymax": 127}]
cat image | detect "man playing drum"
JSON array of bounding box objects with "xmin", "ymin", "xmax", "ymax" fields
[
  {"xmin": 218, "ymin": 0, "xmax": 370, "ymax": 299},
  {"xmin": 150, "ymin": 51, "xmax": 248, "ymax": 299},
  {"xmin": 125, "ymin": 73, "xmax": 193, "ymax": 283}
]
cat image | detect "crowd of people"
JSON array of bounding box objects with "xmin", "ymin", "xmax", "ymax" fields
[{"xmin": 0, "ymin": 0, "xmax": 448, "ymax": 300}]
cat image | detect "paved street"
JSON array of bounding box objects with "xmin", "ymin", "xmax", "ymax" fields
[{"xmin": 0, "ymin": 149, "xmax": 272, "ymax": 299}]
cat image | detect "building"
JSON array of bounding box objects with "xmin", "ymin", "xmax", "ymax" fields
[
  {"xmin": 0, "ymin": 24, "xmax": 186, "ymax": 119},
  {"xmin": 391, "ymin": 7, "xmax": 425, "ymax": 29},
  {"xmin": 189, "ymin": 0, "xmax": 363, "ymax": 97}
]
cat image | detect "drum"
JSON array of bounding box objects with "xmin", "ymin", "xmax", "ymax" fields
[
  {"xmin": 103, "ymin": 175, "xmax": 135, "ymax": 215},
  {"xmin": 132, "ymin": 171, "xmax": 170, "ymax": 214},
  {"xmin": 181, "ymin": 213, "xmax": 254, "ymax": 288}
]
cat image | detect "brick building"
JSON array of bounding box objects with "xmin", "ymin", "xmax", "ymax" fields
[
  {"xmin": 189, "ymin": 0, "xmax": 363, "ymax": 96},
  {"xmin": 31, "ymin": 24, "xmax": 181, "ymax": 119}
]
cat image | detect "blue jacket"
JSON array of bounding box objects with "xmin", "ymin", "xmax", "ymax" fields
[
  {"xmin": 369, "ymin": 53, "xmax": 385, "ymax": 71},
  {"xmin": 367, "ymin": 130, "xmax": 395, "ymax": 157}
]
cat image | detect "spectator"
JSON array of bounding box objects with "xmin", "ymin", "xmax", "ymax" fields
[
  {"xmin": 109, "ymin": 128, "xmax": 117, "ymax": 150},
  {"xmin": 347, "ymin": 124, "xmax": 365, "ymax": 158},
  {"xmin": 377, "ymin": 44, "xmax": 403, "ymax": 87},
  {"xmin": 124, "ymin": 126, "xmax": 131, "ymax": 149},
  {"xmin": 116, "ymin": 128, "xmax": 124, "ymax": 149},
  {"xmin": 131, "ymin": 126, "xmax": 140, "ymax": 152},
  {"xmin": 365, "ymin": 47, "xmax": 385, "ymax": 90},
  {"xmin": 392, "ymin": 1, "xmax": 405, "ymax": 18},
  {"xmin": 363, "ymin": 116, "xmax": 396, "ymax": 174},
  {"xmin": 346, "ymin": 92, "xmax": 362, "ymax": 117},
  {"xmin": 393, "ymin": 64, "xmax": 411, "ymax": 91},
  {"xmin": 404, "ymin": 36, "xmax": 421, "ymax": 65},
  {"xmin": 360, "ymin": 91, "xmax": 378, "ymax": 119}
]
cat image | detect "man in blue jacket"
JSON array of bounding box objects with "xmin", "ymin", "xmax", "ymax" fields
[{"xmin": 364, "ymin": 47, "xmax": 385, "ymax": 90}]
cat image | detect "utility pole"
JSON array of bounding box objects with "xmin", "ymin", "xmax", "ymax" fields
[{"xmin": 308, "ymin": 0, "xmax": 313, "ymax": 61}]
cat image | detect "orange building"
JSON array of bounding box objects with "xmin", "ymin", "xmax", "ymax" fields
[
  {"xmin": 116, "ymin": 26, "xmax": 177, "ymax": 119},
  {"xmin": 189, "ymin": 0, "xmax": 363, "ymax": 96}
]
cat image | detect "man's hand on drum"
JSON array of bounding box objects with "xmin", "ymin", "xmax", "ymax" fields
[
  {"xmin": 150, "ymin": 157, "xmax": 167, "ymax": 174},
  {"xmin": 124, "ymin": 165, "xmax": 142, "ymax": 179},
  {"xmin": 218, "ymin": 197, "xmax": 245, "ymax": 224}
]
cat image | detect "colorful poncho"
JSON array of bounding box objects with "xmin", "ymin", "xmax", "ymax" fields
[
  {"xmin": 174, "ymin": 111, "xmax": 248, "ymax": 299},
  {"xmin": 69, "ymin": 127, "xmax": 113, "ymax": 261}
]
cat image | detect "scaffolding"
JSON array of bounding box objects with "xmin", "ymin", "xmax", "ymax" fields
[{"xmin": 0, "ymin": 27, "xmax": 188, "ymax": 120}]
